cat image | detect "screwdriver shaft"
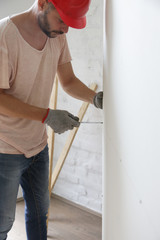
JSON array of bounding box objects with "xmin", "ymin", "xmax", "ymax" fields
[{"xmin": 80, "ymin": 121, "xmax": 103, "ymax": 124}]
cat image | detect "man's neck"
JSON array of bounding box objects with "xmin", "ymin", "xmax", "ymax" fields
[{"xmin": 11, "ymin": 9, "xmax": 48, "ymax": 51}]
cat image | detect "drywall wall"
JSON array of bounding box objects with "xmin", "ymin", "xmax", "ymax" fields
[{"xmin": 103, "ymin": 0, "xmax": 160, "ymax": 239}]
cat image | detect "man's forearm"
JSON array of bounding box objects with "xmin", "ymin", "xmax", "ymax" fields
[
  {"xmin": 61, "ymin": 77, "xmax": 96, "ymax": 103},
  {"xmin": 0, "ymin": 93, "xmax": 48, "ymax": 121}
]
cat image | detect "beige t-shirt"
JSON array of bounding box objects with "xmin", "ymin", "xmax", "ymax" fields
[{"xmin": 0, "ymin": 17, "xmax": 72, "ymax": 158}]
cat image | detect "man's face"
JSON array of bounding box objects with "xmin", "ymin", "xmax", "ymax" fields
[{"xmin": 37, "ymin": 3, "xmax": 69, "ymax": 38}]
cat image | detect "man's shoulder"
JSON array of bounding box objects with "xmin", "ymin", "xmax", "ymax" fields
[
  {"xmin": 0, "ymin": 17, "xmax": 15, "ymax": 44},
  {"xmin": 0, "ymin": 17, "xmax": 10, "ymax": 34},
  {"xmin": 0, "ymin": 16, "xmax": 18, "ymax": 48}
]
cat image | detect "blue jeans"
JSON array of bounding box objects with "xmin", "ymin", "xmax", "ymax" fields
[{"xmin": 0, "ymin": 145, "xmax": 50, "ymax": 240}]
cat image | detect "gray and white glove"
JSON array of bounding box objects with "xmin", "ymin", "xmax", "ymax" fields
[
  {"xmin": 44, "ymin": 109, "xmax": 80, "ymax": 134},
  {"xmin": 93, "ymin": 91, "xmax": 103, "ymax": 109}
]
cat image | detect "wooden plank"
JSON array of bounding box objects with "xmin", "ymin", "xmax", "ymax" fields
[
  {"xmin": 48, "ymin": 76, "xmax": 58, "ymax": 195},
  {"xmin": 47, "ymin": 76, "xmax": 59, "ymax": 228},
  {"xmin": 51, "ymin": 83, "xmax": 97, "ymax": 191}
]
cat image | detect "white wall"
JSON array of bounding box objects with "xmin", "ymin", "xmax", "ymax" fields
[
  {"xmin": 104, "ymin": 0, "xmax": 160, "ymax": 239},
  {"xmin": 53, "ymin": 0, "xmax": 103, "ymax": 214},
  {"xmin": 0, "ymin": 0, "xmax": 34, "ymax": 18}
]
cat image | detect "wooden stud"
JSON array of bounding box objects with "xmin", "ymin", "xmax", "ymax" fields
[
  {"xmin": 47, "ymin": 76, "xmax": 58, "ymax": 229},
  {"xmin": 48, "ymin": 76, "xmax": 58, "ymax": 195}
]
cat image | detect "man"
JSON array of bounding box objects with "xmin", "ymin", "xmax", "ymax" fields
[{"xmin": 0, "ymin": 0, "xmax": 103, "ymax": 239}]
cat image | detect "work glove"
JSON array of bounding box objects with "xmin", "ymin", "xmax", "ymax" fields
[
  {"xmin": 93, "ymin": 91, "xmax": 103, "ymax": 109},
  {"xmin": 44, "ymin": 109, "xmax": 80, "ymax": 134}
]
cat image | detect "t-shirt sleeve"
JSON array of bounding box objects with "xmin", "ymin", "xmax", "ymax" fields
[
  {"xmin": 58, "ymin": 35, "xmax": 72, "ymax": 65},
  {"xmin": 0, "ymin": 38, "xmax": 10, "ymax": 89}
]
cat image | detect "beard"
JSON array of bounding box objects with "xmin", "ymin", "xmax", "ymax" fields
[{"xmin": 37, "ymin": 12, "xmax": 64, "ymax": 38}]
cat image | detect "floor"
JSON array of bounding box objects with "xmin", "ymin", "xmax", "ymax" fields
[{"xmin": 8, "ymin": 197, "xmax": 102, "ymax": 240}]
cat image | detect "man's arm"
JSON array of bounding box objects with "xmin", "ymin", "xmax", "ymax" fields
[
  {"xmin": 0, "ymin": 88, "xmax": 80, "ymax": 134},
  {"xmin": 57, "ymin": 62, "xmax": 96, "ymax": 104},
  {"xmin": 0, "ymin": 89, "xmax": 47, "ymax": 121}
]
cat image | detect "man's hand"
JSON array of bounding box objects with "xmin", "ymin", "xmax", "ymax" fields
[
  {"xmin": 93, "ymin": 91, "xmax": 103, "ymax": 109},
  {"xmin": 44, "ymin": 109, "xmax": 80, "ymax": 134}
]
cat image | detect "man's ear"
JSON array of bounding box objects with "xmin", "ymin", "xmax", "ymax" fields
[{"xmin": 38, "ymin": 0, "xmax": 48, "ymax": 10}]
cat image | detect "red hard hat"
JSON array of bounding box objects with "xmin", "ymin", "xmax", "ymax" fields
[{"xmin": 48, "ymin": 0, "xmax": 91, "ymax": 29}]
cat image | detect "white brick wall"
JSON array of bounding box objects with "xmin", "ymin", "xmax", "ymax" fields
[{"xmin": 52, "ymin": 0, "xmax": 103, "ymax": 214}]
